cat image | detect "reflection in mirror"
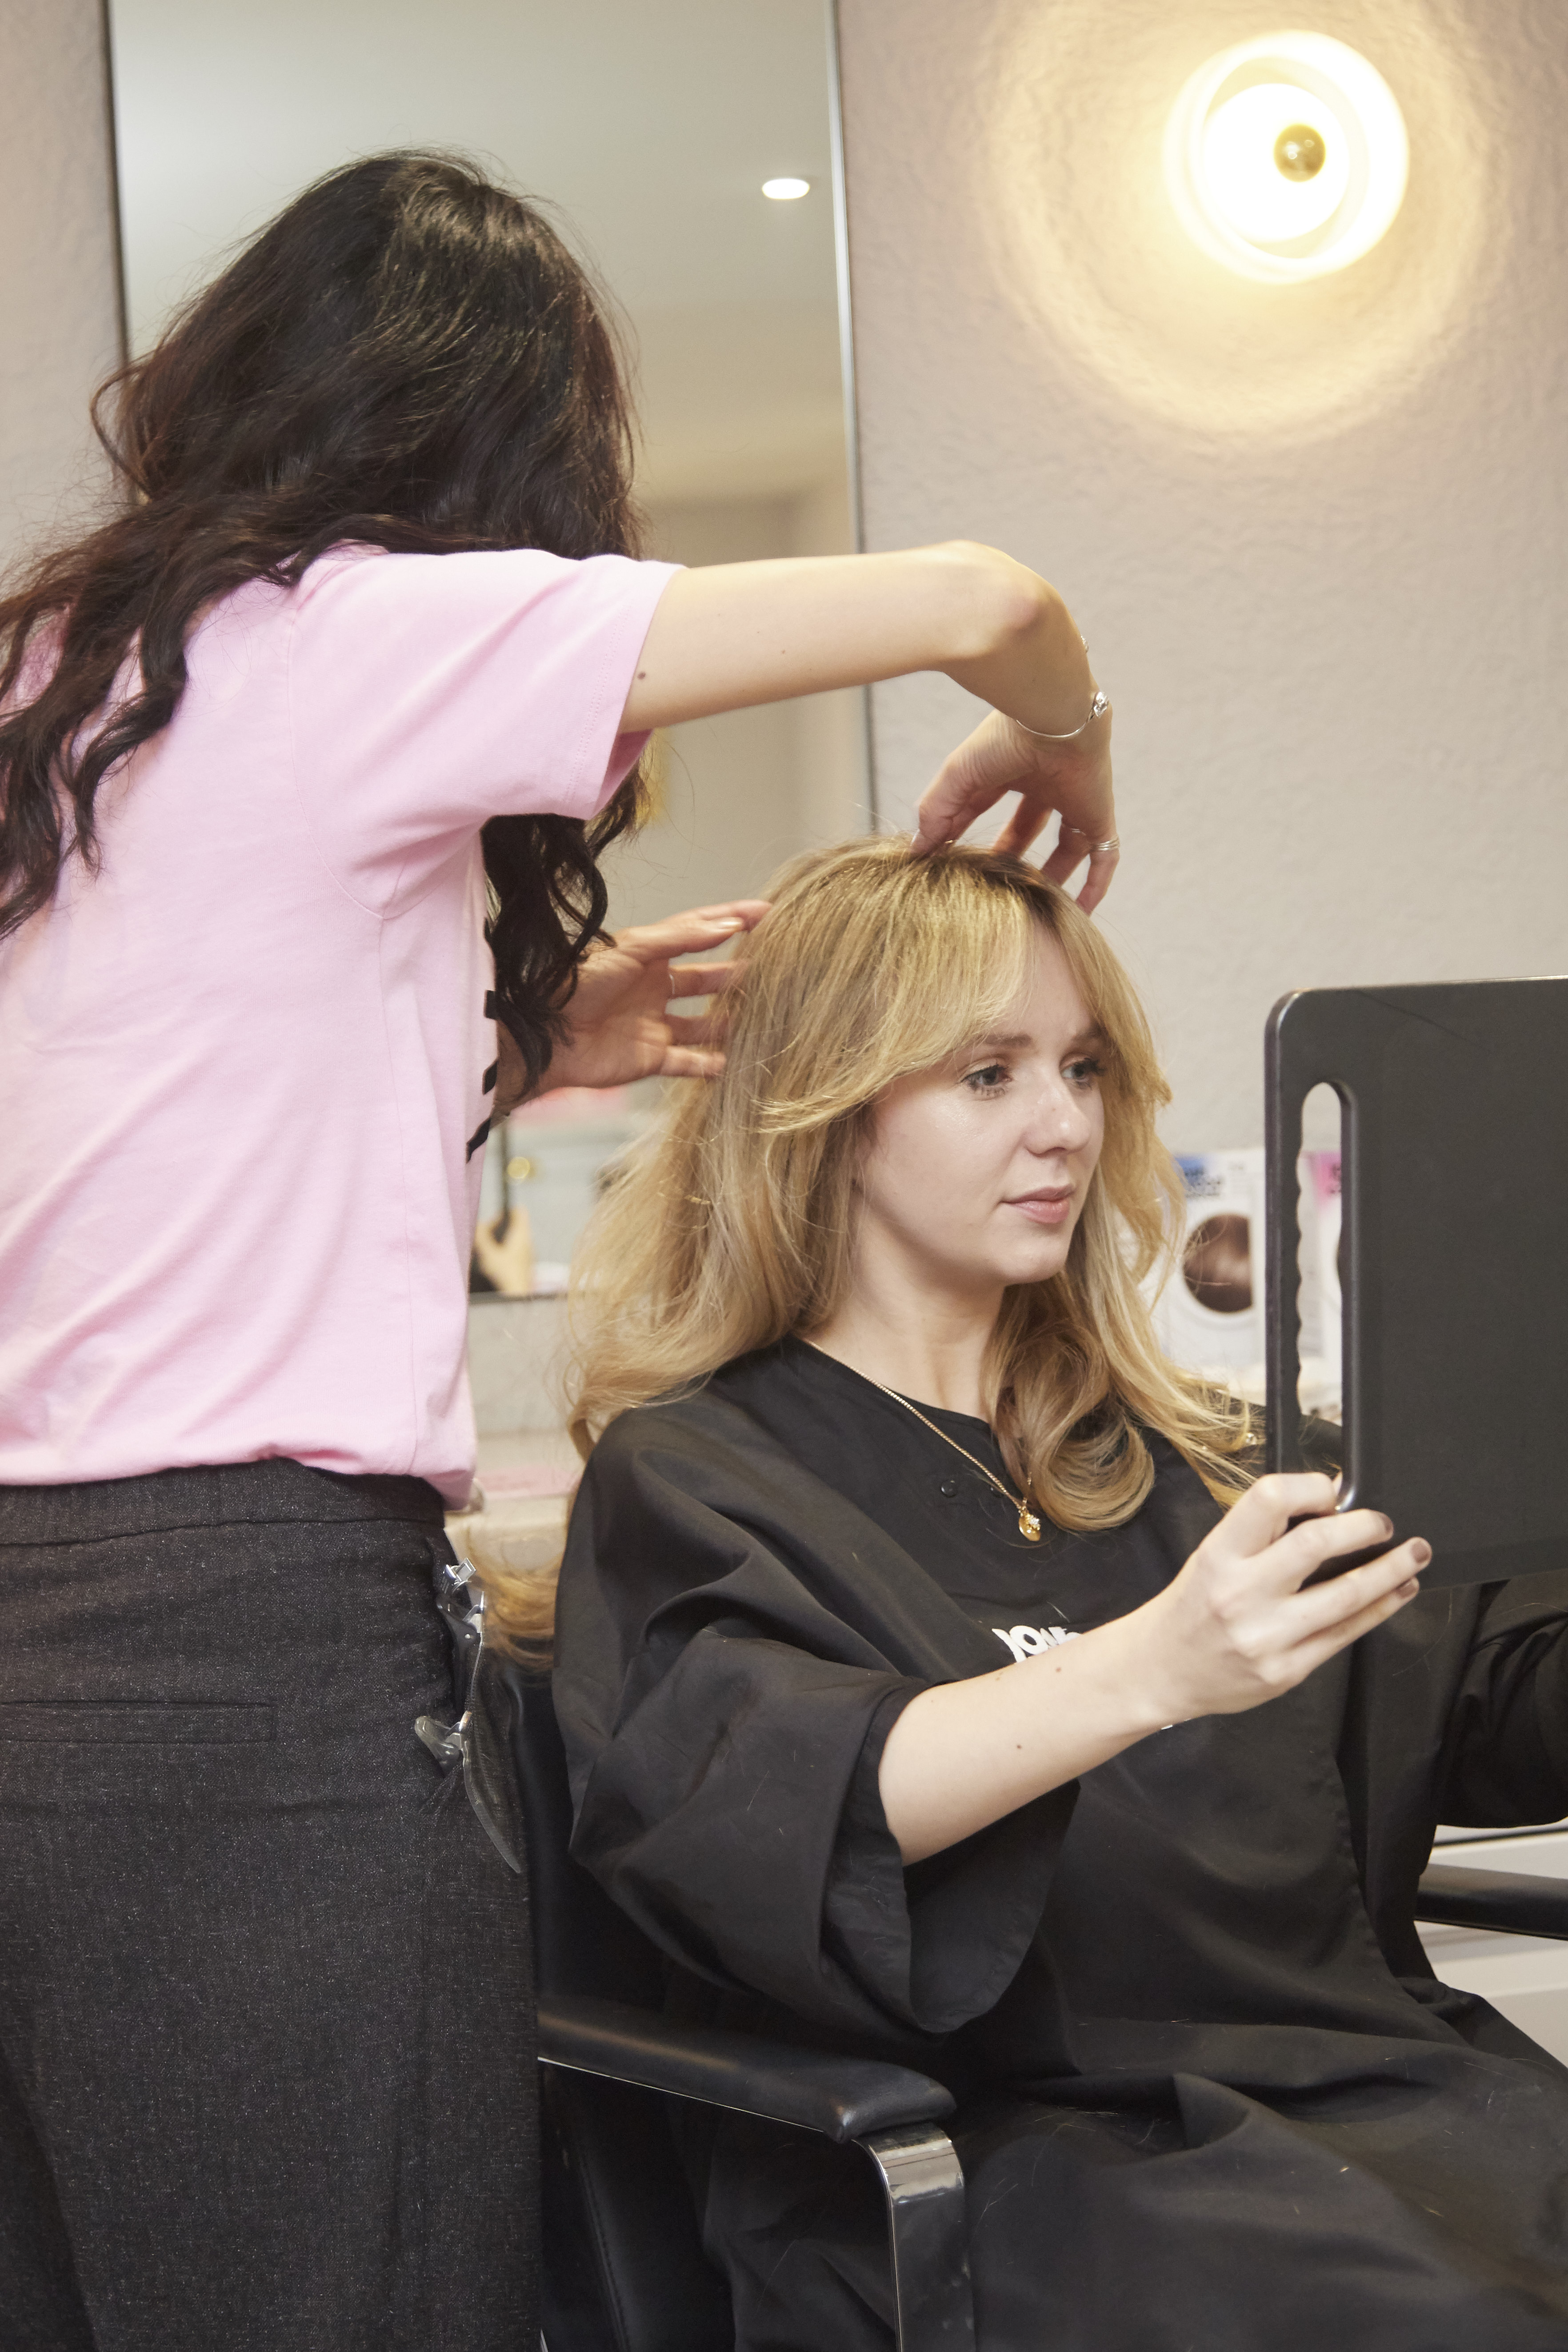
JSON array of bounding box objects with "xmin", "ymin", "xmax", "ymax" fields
[
  {"xmin": 107, "ymin": 0, "xmax": 867, "ymax": 922},
  {"xmin": 107, "ymin": 0, "xmax": 867, "ymax": 1412}
]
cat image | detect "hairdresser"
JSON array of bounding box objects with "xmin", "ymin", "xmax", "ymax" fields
[{"xmin": 0, "ymin": 153, "xmax": 1114, "ymax": 2350}]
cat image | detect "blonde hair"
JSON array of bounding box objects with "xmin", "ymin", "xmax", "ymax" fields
[{"xmin": 480, "ymin": 838, "xmax": 1251, "ymax": 1652}]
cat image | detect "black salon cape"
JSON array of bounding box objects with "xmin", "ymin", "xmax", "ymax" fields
[{"xmin": 553, "ymin": 1338, "xmax": 1568, "ymax": 2350}]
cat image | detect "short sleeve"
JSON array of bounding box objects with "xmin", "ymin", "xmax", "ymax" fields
[{"xmin": 286, "ymin": 544, "xmax": 679, "ymax": 909}]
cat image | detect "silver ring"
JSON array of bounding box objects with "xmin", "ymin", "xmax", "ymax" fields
[{"xmin": 1061, "ymin": 826, "xmax": 1120, "ymax": 853}]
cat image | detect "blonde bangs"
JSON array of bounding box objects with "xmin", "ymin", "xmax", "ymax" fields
[{"xmin": 740, "ymin": 843, "xmax": 1043, "ymax": 1135}]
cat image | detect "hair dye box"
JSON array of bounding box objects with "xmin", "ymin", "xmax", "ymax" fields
[
  {"xmin": 1151, "ymin": 1150, "xmax": 1266, "ymax": 1378},
  {"xmin": 1148, "ymin": 1146, "xmax": 1343, "ymax": 1416}
]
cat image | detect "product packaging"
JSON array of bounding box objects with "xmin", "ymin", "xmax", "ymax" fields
[
  {"xmin": 1148, "ymin": 1145, "xmax": 1342, "ymax": 1415},
  {"xmin": 1149, "ymin": 1150, "xmax": 1266, "ymax": 1382}
]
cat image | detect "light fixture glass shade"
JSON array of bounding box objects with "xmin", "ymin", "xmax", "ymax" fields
[
  {"xmin": 1166, "ymin": 33, "xmax": 1408, "ymax": 280},
  {"xmin": 761, "ymin": 176, "xmax": 811, "ymax": 201}
]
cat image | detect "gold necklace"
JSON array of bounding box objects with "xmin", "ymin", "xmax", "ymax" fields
[{"xmin": 872, "ymin": 1382, "xmax": 1042, "ymax": 1542}]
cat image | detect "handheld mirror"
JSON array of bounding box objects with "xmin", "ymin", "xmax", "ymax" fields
[{"xmin": 1265, "ymin": 977, "xmax": 1568, "ymax": 1589}]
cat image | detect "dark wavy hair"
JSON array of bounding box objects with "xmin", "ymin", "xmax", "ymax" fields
[{"xmin": 0, "ymin": 151, "xmax": 648, "ymax": 1094}]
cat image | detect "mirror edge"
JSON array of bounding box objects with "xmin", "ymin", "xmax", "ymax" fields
[
  {"xmin": 824, "ymin": 0, "xmax": 878, "ymax": 828},
  {"xmin": 100, "ymin": 0, "xmax": 132, "ymax": 368}
]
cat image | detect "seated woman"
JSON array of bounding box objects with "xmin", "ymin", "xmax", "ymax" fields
[{"xmin": 548, "ymin": 839, "xmax": 1568, "ymax": 2352}]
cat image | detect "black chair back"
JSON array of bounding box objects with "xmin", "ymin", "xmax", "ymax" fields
[{"xmin": 501, "ymin": 1663, "xmax": 734, "ymax": 2352}]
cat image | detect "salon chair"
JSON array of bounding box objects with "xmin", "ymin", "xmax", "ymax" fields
[
  {"xmin": 504, "ymin": 1665, "xmax": 974, "ymax": 2352},
  {"xmin": 503, "ymin": 1663, "xmax": 1568, "ymax": 2352}
]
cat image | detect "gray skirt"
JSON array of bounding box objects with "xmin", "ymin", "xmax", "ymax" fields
[{"xmin": 0, "ymin": 1458, "xmax": 537, "ymax": 2352}]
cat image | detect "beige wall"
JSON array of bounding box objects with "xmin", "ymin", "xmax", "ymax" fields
[
  {"xmin": 836, "ymin": 0, "xmax": 1568, "ymax": 1150},
  {"xmin": 0, "ymin": 0, "xmax": 122, "ymax": 574}
]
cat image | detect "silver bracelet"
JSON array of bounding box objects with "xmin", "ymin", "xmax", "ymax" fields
[{"xmin": 1013, "ymin": 686, "xmax": 1111, "ymax": 742}]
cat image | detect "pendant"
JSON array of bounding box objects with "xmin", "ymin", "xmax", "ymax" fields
[{"xmin": 1018, "ymin": 1504, "xmax": 1042, "ymax": 1542}]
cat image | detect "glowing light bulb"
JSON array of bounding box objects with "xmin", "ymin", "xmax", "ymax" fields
[
  {"xmin": 1275, "ymin": 125, "xmax": 1327, "ymax": 181},
  {"xmin": 761, "ymin": 176, "xmax": 810, "ymax": 202},
  {"xmin": 1165, "ymin": 34, "xmax": 1409, "ymax": 280},
  {"xmin": 1200, "ymin": 84, "xmax": 1350, "ymax": 244}
]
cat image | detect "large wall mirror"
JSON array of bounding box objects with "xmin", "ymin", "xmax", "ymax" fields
[
  {"xmin": 107, "ymin": 0, "xmax": 868, "ymax": 1453},
  {"xmin": 108, "ymin": 0, "xmax": 868, "ymax": 920}
]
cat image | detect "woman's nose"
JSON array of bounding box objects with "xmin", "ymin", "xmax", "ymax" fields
[{"xmin": 1022, "ymin": 1083, "xmax": 1092, "ymax": 1154}]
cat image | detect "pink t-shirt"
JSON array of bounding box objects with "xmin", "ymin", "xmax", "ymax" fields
[{"xmin": 0, "ymin": 544, "xmax": 677, "ymax": 1503}]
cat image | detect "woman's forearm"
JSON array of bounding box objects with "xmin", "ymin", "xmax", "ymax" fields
[
  {"xmin": 621, "ymin": 542, "xmax": 1097, "ymax": 735},
  {"xmin": 878, "ymin": 1480, "xmax": 1428, "ymax": 1866},
  {"xmin": 878, "ymin": 1616, "xmax": 1167, "ymax": 1865}
]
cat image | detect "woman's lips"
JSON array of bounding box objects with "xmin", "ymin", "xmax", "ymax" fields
[{"xmin": 1007, "ymin": 1190, "xmax": 1074, "ymax": 1226}]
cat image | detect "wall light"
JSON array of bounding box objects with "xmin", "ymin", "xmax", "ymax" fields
[
  {"xmin": 1165, "ymin": 33, "xmax": 1408, "ymax": 280},
  {"xmin": 761, "ymin": 176, "xmax": 811, "ymax": 201}
]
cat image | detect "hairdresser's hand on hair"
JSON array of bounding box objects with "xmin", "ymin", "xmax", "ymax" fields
[
  {"xmin": 624, "ymin": 542, "xmax": 1117, "ymax": 902},
  {"xmin": 911, "ymin": 708, "xmax": 1119, "ymax": 912},
  {"xmin": 1124, "ymin": 1473, "xmax": 1429, "ymax": 1726},
  {"xmin": 494, "ymin": 901, "xmax": 768, "ymax": 1111}
]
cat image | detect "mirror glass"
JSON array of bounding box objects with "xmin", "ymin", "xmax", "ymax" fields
[
  {"xmin": 108, "ymin": 0, "xmax": 867, "ymax": 919},
  {"xmin": 107, "ymin": 0, "xmax": 866, "ymax": 1465}
]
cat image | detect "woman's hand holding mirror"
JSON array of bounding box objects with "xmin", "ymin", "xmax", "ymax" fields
[
  {"xmin": 1128, "ymin": 1473, "xmax": 1431, "ymax": 1727},
  {"xmin": 877, "ymin": 1469, "xmax": 1424, "ymax": 1864}
]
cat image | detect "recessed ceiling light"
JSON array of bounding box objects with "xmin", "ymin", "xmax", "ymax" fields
[
  {"xmin": 1165, "ymin": 34, "xmax": 1408, "ymax": 280},
  {"xmin": 762, "ymin": 177, "xmax": 811, "ymax": 202}
]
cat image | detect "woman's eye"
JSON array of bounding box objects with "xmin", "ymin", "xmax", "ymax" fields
[
  {"xmin": 963, "ymin": 1062, "xmax": 1010, "ymax": 1095},
  {"xmin": 1065, "ymin": 1056, "xmax": 1105, "ymax": 1090}
]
